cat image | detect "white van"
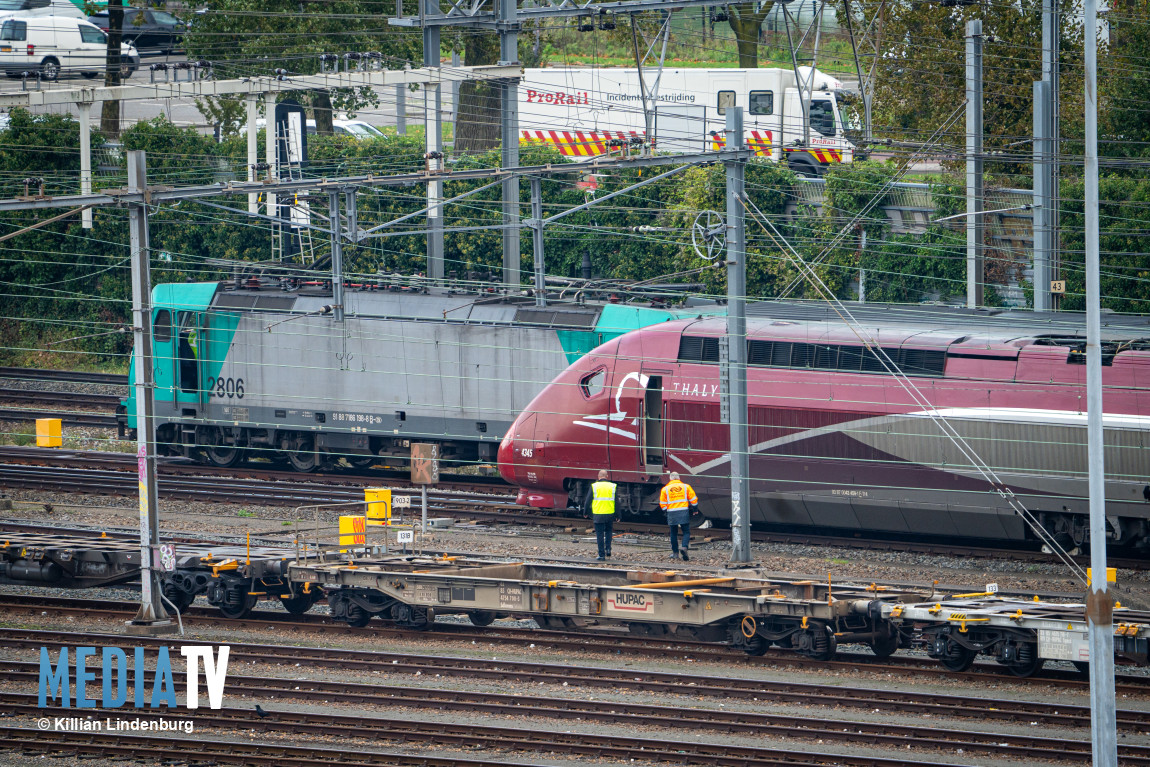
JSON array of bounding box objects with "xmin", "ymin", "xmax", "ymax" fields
[
  {"xmin": 0, "ymin": 0, "xmax": 85, "ymax": 20},
  {"xmin": 0, "ymin": 15, "xmax": 138, "ymax": 80}
]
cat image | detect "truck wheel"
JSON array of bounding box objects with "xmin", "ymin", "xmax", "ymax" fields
[
  {"xmin": 40, "ymin": 57, "xmax": 60, "ymax": 81},
  {"xmin": 788, "ymin": 158, "xmax": 822, "ymax": 178}
]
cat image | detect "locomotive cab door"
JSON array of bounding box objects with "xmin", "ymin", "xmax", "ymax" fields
[{"xmin": 175, "ymin": 310, "xmax": 207, "ymax": 413}]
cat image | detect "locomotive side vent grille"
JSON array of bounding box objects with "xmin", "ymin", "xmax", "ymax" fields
[
  {"xmin": 678, "ymin": 336, "xmax": 721, "ymax": 363},
  {"xmin": 680, "ymin": 335, "xmax": 946, "ymax": 377}
]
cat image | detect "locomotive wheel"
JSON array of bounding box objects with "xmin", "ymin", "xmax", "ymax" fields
[
  {"xmin": 204, "ymin": 444, "xmax": 243, "ymax": 468},
  {"xmin": 869, "ymin": 631, "xmax": 900, "ymax": 659},
  {"xmin": 938, "ymin": 642, "xmax": 977, "ymax": 673},
  {"xmin": 280, "ymin": 591, "xmax": 318, "ymax": 615},
  {"xmin": 287, "ymin": 446, "xmax": 320, "ymax": 472},
  {"xmin": 345, "ymin": 604, "xmax": 372, "ymax": 627},
  {"xmin": 468, "ymin": 610, "xmax": 497, "ymax": 627}
]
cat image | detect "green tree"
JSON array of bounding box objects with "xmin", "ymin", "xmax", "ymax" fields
[
  {"xmin": 728, "ymin": 2, "xmax": 774, "ymax": 68},
  {"xmin": 183, "ymin": 0, "xmax": 420, "ymax": 134},
  {"xmin": 869, "ymin": 0, "xmax": 1083, "ymax": 178},
  {"xmin": 1100, "ymin": 0, "xmax": 1150, "ymax": 167}
]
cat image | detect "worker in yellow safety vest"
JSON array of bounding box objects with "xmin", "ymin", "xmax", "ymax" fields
[
  {"xmin": 582, "ymin": 469, "xmax": 616, "ymax": 561},
  {"xmin": 659, "ymin": 472, "xmax": 699, "ymax": 562}
]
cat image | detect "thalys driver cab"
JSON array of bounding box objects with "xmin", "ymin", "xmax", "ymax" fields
[{"xmin": 499, "ymin": 322, "xmax": 687, "ymax": 518}]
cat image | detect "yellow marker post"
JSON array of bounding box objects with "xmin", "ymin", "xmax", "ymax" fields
[
  {"xmin": 1087, "ymin": 567, "xmax": 1118, "ymax": 586},
  {"xmin": 35, "ymin": 418, "xmax": 61, "ymax": 448},
  {"xmin": 365, "ymin": 487, "xmax": 392, "ymax": 525},
  {"xmin": 339, "ymin": 515, "xmax": 366, "ymax": 552}
]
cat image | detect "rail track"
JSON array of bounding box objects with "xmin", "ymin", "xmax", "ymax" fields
[
  {"xmin": 6, "ymin": 628, "xmax": 1150, "ymax": 732},
  {"xmin": 0, "ymin": 377, "xmax": 124, "ymax": 427},
  {"xmin": 1, "ymin": 685, "xmax": 1138, "ymax": 765},
  {"xmin": 0, "ymin": 366, "xmax": 127, "ymax": 386},
  {"xmin": 4, "ymin": 443, "xmax": 1148, "ymax": 570},
  {"xmin": 3, "ymin": 600, "xmax": 1149, "ymax": 693},
  {"xmin": 0, "ymin": 723, "xmax": 985, "ymax": 767}
]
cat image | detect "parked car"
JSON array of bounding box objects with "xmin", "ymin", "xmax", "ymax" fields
[
  {"xmin": 0, "ymin": 0, "xmax": 84, "ymax": 20},
  {"xmin": 254, "ymin": 117, "xmax": 387, "ymax": 139},
  {"xmin": 0, "ymin": 15, "xmax": 139, "ymax": 80},
  {"xmin": 88, "ymin": 7, "xmax": 183, "ymax": 54},
  {"xmin": 311, "ymin": 119, "xmax": 386, "ymax": 138}
]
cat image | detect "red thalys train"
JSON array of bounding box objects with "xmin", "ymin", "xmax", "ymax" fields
[{"xmin": 497, "ymin": 304, "xmax": 1150, "ymax": 550}]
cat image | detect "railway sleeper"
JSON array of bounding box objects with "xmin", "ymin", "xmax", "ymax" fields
[{"xmin": 923, "ymin": 624, "xmax": 1043, "ymax": 677}]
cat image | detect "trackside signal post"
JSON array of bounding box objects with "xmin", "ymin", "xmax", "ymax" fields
[
  {"xmin": 724, "ymin": 108, "xmax": 751, "ymax": 564},
  {"xmin": 125, "ymin": 151, "xmax": 174, "ymax": 634}
]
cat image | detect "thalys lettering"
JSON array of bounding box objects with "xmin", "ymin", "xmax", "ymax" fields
[
  {"xmin": 525, "ymin": 89, "xmax": 589, "ymax": 105},
  {"xmin": 672, "ymin": 381, "xmax": 718, "ymax": 398}
]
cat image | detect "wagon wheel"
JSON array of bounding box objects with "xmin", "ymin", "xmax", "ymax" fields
[
  {"xmin": 1005, "ymin": 645, "xmax": 1044, "ymax": 678},
  {"xmin": 217, "ymin": 592, "xmax": 256, "ymax": 620},
  {"xmin": 469, "ymin": 610, "xmax": 497, "ymax": 627},
  {"xmin": 280, "ymin": 591, "xmax": 318, "ymax": 615},
  {"xmin": 937, "ymin": 642, "xmax": 977, "ymax": 673},
  {"xmin": 162, "ymin": 580, "xmax": 194, "ymax": 612},
  {"xmin": 869, "ymin": 631, "xmax": 900, "ymax": 659},
  {"xmin": 345, "ymin": 603, "xmax": 372, "ymax": 627},
  {"xmin": 741, "ymin": 636, "xmax": 769, "ymax": 656}
]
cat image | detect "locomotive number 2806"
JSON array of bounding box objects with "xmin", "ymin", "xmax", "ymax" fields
[{"xmin": 210, "ymin": 377, "xmax": 245, "ymax": 399}]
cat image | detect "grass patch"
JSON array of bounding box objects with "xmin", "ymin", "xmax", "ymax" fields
[
  {"xmin": 237, "ymin": 510, "xmax": 256, "ymax": 518},
  {"xmin": 828, "ymin": 557, "xmax": 850, "ymax": 565}
]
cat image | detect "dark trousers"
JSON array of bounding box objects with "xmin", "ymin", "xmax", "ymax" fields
[
  {"xmin": 593, "ymin": 516, "xmax": 614, "ymax": 558},
  {"xmin": 669, "ymin": 522, "xmax": 690, "ymax": 553}
]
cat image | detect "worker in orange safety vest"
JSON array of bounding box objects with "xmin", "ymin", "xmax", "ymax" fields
[{"xmin": 659, "ymin": 472, "xmax": 699, "ymax": 561}]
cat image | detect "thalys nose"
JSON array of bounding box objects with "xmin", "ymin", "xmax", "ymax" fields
[{"xmin": 497, "ymin": 428, "xmax": 517, "ymax": 485}]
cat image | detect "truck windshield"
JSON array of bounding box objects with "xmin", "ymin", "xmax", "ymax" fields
[
  {"xmin": 0, "ymin": 0, "xmax": 27, "ymax": 9},
  {"xmin": 809, "ymin": 100, "xmax": 836, "ymax": 137}
]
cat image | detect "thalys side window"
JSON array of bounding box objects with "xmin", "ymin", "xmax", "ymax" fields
[
  {"xmin": 153, "ymin": 309, "xmax": 171, "ymax": 342},
  {"xmin": 580, "ymin": 368, "xmax": 606, "ymax": 398}
]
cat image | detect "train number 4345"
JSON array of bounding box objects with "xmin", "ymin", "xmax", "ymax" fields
[{"xmin": 209, "ymin": 377, "xmax": 245, "ymax": 399}]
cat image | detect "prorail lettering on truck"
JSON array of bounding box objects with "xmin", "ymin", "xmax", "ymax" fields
[{"xmin": 525, "ymin": 89, "xmax": 589, "ymax": 105}]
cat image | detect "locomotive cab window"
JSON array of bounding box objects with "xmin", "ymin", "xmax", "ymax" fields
[
  {"xmin": 580, "ymin": 368, "xmax": 606, "ymax": 398},
  {"xmin": 748, "ymin": 90, "xmax": 774, "ymax": 115},
  {"xmin": 153, "ymin": 309, "xmax": 171, "ymax": 342},
  {"xmin": 716, "ymin": 90, "xmax": 736, "ymax": 115}
]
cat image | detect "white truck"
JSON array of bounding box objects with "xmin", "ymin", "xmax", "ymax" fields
[{"xmin": 519, "ymin": 66, "xmax": 853, "ymax": 175}]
